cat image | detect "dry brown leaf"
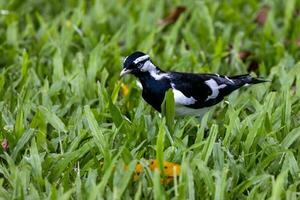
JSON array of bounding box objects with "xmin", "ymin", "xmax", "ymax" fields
[
  {"xmin": 296, "ymin": 39, "xmax": 300, "ymax": 47},
  {"xmin": 1, "ymin": 138, "xmax": 8, "ymax": 151},
  {"xmin": 227, "ymin": 47, "xmax": 259, "ymax": 72},
  {"xmin": 284, "ymin": 38, "xmax": 300, "ymax": 48},
  {"xmin": 238, "ymin": 50, "xmax": 260, "ymax": 72},
  {"xmin": 254, "ymin": 5, "xmax": 270, "ymax": 26},
  {"xmin": 294, "ymin": 8, "xmax": 300, "ymax": 17},
  {"xmin": 158, "ymin": 6, "xmax": 186, "ymax": 26},
  {"xmin": 247, "ymin": 60, "xmax": 259, "ymax": 73},
  {"xmin": 239, "ymin": 50, "xmax": 252, "ymax": 62}
]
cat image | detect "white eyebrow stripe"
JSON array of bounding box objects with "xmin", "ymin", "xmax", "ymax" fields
[{"xmin": 133, "ymin": 55, "xmax": 150, "ymax": 64}]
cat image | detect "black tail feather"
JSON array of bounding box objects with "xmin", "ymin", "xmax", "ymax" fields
[
  {"xmin": 250, "ymin": 77, "xmax": 269, "ymax": 84},
  {"xmin": 230, "ymin": 74, "xmax": 269, "ymax": 86}
]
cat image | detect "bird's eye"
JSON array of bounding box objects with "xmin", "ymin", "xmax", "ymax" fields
[{"xmin": 137, "ymin": 62, "xmax": 143, "ymax": 68}]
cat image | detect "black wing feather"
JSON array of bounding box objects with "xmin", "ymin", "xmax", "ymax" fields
[{"xmin": 169, "ymin": 72, "xmax": 263, "ymax": 109}]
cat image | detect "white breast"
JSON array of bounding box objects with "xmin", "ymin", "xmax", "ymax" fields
[{"xmin": 175, "ymin": 105, "xmax": 209, "ymax": 117}]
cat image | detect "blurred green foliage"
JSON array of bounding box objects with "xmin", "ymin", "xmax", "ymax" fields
[{"xmin": 0, "ymin": 0, "xmax": 300, "ymax": 199}]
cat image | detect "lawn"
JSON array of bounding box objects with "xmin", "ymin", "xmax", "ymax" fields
[{"xmin": 1, "ymin": 0, "xmax": 300, "ymax": 199}]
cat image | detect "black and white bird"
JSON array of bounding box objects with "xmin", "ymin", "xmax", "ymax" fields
[{"xmin": 120, "ymin": 51, "xmax": 267, "ymax": 117}]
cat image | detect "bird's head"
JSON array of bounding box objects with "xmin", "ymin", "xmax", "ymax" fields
[{"xmin": 120, "ymin": 51, "xmax": 160, "ymax": 77}]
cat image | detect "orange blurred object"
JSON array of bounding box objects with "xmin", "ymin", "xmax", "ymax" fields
[
  {"xmin": 133, "ymin": 159, "xmax": 181, "ymax": 183},
  {"xmin": 121, "ymin": 83, "xmax": 129, "ymax": 96}
]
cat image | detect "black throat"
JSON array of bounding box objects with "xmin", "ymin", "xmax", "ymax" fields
[{"xmin": 137, "ymin": 71, "xmax": 171, "ymax": 112}]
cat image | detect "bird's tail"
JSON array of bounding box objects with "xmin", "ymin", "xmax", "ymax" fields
[{"xmin": 230, "ymin": 74, "xmax": 269, "ymax": 87}]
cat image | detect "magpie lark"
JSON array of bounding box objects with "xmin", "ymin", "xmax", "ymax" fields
[{"xmin": 120, "ymin": 51, "xmax": 267, "ymax": 117}]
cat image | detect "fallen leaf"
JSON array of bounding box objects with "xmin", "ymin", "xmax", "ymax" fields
[
  {"xmin": 226, "ymin": 45, "xmax": 251, "ymax": 62},
  {"xmin": 226, "ymin": 46, "xmax": 259, "ymax": 72},
  {"xmin": 247, "ymin": 60, "xmax": 259, "ymax": 73},
  {"xmin": 254, "ymin": 5, "xmax": 270, "ymax": 26},
  {"xmin": 118, "ymin": 40, "xmax": 126, "ymax": 47},
  {"xmin": 296, "ymin": 39, "xmax": 300, "ymax": 47},
  {"xmin": 294, "ymin": 8, "xmax": 300, "ymax": 17},
  {"xmin": 285, "ymin": 38, "xmax": 300, "ymax": 47},
  {"xmin": 158, "ymin": 6, "xmax": 186, "ymax": 26},
  {"xmin": 291, "ymin": 80, "xmax": 297, "ymax": 95},
  {"xmin": 239, "ymin": 50, "xmax": 252, "ymax": 62},
  {"xmin": 1, "ymin": 138, "xmax": 8, "ymax": 151},
  {"xmin": 238, "ymin": 50, "xmax": 259, "ymax": 72}
]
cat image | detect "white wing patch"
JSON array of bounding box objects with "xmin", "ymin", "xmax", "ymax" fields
[
  {"xmin": 205, "ymin": 79, "xmax": 227, "ymax": 101},
  {"xmin": 171, "ymin": 83, "xmax": 196, "ymax": 105},
  {"xmin": 225, "ymin": 76, "xmax": 234, "ymax": 83}
]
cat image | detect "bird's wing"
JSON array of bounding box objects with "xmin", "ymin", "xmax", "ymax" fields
[{"xmin": 168, "ymin": 72, "xmax": 239, "ymax": 108}]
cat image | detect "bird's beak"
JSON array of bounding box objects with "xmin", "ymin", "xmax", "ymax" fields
[{"xmin": 120, "ymin": 68, "xmax": 131, "ymax": 77}]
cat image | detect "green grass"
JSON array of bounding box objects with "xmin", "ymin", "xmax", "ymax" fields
[{"xmin": 1, "ymin": 0, "xmax": 300, "ymax": 199}]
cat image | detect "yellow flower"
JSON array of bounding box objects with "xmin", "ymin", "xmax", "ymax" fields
[
  {"xmin": 121, "ymin": 83, "xmax": 129, "ymax": 96},
  {"xmin": 132, "ymin": 159, "xmax": 181, "ymax": 184}
]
